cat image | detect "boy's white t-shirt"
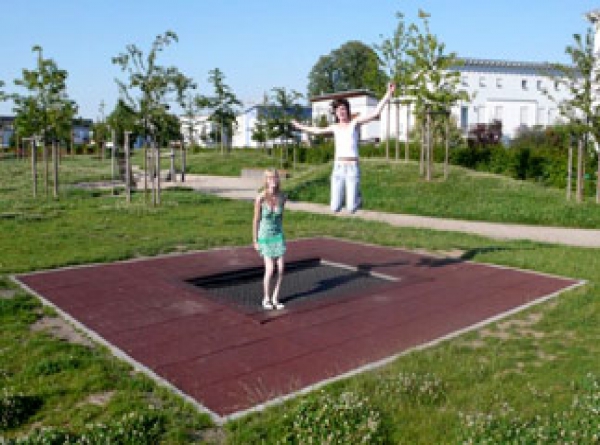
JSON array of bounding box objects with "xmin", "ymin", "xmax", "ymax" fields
[{"xmin": 332, "ymin": 122, "xmax": 359, "ymax": 159}]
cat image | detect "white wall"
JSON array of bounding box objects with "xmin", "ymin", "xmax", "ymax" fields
[{"xmin": 310, "ymin": 58, "xmax": 574, "ymax": 143}]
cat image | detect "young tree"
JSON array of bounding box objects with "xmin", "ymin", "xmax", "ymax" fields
[
  {"xmin": 307, "ymin": 41, "xmax": 388, "ymax": 98},
  {"xmin": 408, "ymin": 11, "xmax": 468, "ymax": 181},
  {"xmin": 374, "ymin": 12, "xmax": 416, "ymax": 160},
  {"xmin": 112, "ymin": 30, "xmax": 195, "ymax": 205},
  {"xmin": 12, "ymin": 45, "xmax": 77, "ymax": 198},
  {"xmin": 549, "ymin": 26, "xmax": 599, "ymax": 203},
  {"xmin": 201, "ymin": 68, "xmax": 241, "ymax": 154},
  {"xmin": 268, "ymin": 87, "xmax": 304, "ymax": 167},
  {"xmin": 251, "ymin": 94, "xmax": 273, "ymax": 152}
]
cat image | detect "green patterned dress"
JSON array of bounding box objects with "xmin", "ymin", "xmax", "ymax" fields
[{"xmin": 257, "ymin": 198, "xmax": 286, "ymax": 258}]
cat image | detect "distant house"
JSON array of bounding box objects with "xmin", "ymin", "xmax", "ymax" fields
[
  {"xmin": 180, "ymin": 114, "xmax": 220, "ymax": 148},
  {"xmin": 0, "ymin": 116, "xmax": 14, "ymax": 147},
  {"xmin": 0, "ymin": 116, "xmax": 93, "ymax": 147},
  {"xmin": 308, "ymin": 57, "xmax": 574, "ymax": 143},
  {"xmin": 232, "ymin": 104, "xmax": 312, "ymax": 148},
  {"xmin": 450, "ymin": 58, "xmax": 572, "ymax": 139}
]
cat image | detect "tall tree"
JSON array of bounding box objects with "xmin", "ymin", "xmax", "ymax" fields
[
  {"xmin": 112, "ymin": 31, "xmax": 195, "ymax": 145},
  {"xmin": 251, "ymin": 93, "xmax": 274, "ymax": 151},
  {"xmin": 307, "ymin": 41, "xmax": 388, "ymax": 98},
  {"xmin": 201, "ymin": 68, "xmax": 241, "ymax": 154},
  {"xmin": 12, "ymin": 45, "xmax": 77, "ymax": 198},
  {"xmin": 408, "ymin": 11, "xmax": 468, "ymax": 181},
  {"xmin": 374, "ymin": 12, "xmax": 416, "ymax": 159},
  {"xmin": 268, "ymin": 87, "xmax": 304, "ymax": 167},
  {"xmin": 549, "ymin": 26, "xmax": 599, "ymax": 203},
  {"xmin": 106, "ymin": 99, "xmax": 141, "ymax": 146},
  {"xmin": 269, "ymin": 87, "xmax": 304, "ymax": 144}
]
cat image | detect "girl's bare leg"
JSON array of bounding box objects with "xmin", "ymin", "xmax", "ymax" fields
[
  {"xmin": 272, "ymin": 256, "xmax": 285, "ymax": 309},
  {"xmin": 262, "ymin": 257, "xmax": 274, "ymax": 309}
]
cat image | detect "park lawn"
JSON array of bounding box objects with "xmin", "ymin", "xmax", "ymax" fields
[
  {"xmin": 130, "ymin": 147, "xmax": 308, "ymax": 178},
  {"xmin": 1, "ymin": 155, "xmax": 599, "ymax": 443},
  {"xmin": 285, "ymin": 158, "xmax": 600, "ymax": 229}
]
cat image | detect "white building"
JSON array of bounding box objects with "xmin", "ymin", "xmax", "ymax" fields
[
  {"xmin": 180, "ymin": 114, "xmax": 220, "ymax": 148},
  {"xmin": 232, "ymin": 105, "xmax": 312, "ymax": 148},
  {"xmin": 309, "ymin": 57, "xmax": 574, "ymax": 143}
]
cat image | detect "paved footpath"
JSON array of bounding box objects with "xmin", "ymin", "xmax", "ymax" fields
[{"xmin": 152, "ymin": 174, "xmax": 600, "ymax": 249}]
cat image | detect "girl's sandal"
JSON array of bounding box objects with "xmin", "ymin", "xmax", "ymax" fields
[
  {"xmin": 262, "ymin": 299, "xmax": 273, "ymax": 310},
  {"xmin": 273, "ymin": 302, "xmax": 285, "ymax": 310}
]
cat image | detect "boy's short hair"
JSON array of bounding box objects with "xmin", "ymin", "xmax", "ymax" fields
[{"xmin": 331, "ymin": 98, "xmax": 351, "ymax": 123}]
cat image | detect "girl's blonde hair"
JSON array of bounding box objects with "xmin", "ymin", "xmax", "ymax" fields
[{"xmin": 263, "ymin": 169, "xmax": 280, "ymax": 199}]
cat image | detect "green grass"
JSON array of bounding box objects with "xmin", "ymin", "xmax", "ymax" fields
[
  {"xmin": 1, "ymin": 154, "xmax": 600, "ymax": 443},
  {"xmin": 285, "ymin": 159, "xmax": 600, "ymax": 228}
]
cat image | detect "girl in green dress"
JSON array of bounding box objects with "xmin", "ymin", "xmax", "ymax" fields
[{"xmin": 253, "ymin": 169, "xmax": 286, "ymax": 310}]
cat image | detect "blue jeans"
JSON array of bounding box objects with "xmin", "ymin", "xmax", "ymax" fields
[{"xmin": 331, "ymin": 162, "xmax": 361, "ymax": 213}]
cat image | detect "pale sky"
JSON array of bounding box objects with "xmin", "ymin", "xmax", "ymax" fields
[{"xmin": 0, "ymin": 0, "xmax": 598, "ymax": 119}]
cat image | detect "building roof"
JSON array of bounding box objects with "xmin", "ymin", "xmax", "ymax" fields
[
  {"xmin": 454, "ymin": 57, "xmax": 558, "ymax": 71},
  {"xmin": 309, "ymin": 89, "xmax": 377, "ymax": 103}
]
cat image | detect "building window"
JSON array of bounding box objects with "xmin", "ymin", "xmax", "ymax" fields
[
  {"xmin": 494, "ymin": 106, "xmax": 503, "ymax": 122},
  {"xmin": 520, "ymin": 106, "xmax": 529, "ymax": 126},
  {"xmin": 554, "ymin": 81, "xmax": 560, "ymax": 91},
  {"xmin": 479, "ymin": 76, "xmax": 486, "ymax": 87},
  {"xmin": 538, "ymin": 107, "xmax": 545, "ymax": 125},
  {"xmin": 460, "ymin": 106, "xmax": 469, "ymax": 131},
  {"xmin": 537, "ymin": 80, "xmax": 543, "ymax": 91},
  {"xmin": 461, "ymin": 76, "xmax": 469, "ymax": 87},
  {"xmin": 496, "ymin": 78, "xmax": 503, "ymax": 88},
  {"xmin": 522, "ymin": 79, "xmax": 528, "ymax": 90}
]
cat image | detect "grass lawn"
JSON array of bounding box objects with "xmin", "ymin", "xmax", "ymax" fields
[
  {"xmin": 285, "ymin": 159, "xmax": 600, "ymax": 228},
  {"xmin": 1, "ymin": 153, "xmax": 600, "ymax": 444}
]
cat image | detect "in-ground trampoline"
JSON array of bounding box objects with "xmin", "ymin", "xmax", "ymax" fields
[{"xmin": 14, "ymin": 237, "xmax": 582, "ymax": 423}]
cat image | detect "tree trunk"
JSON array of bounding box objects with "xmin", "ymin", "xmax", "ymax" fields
[
  {"xmin": 596, "ymin": 149, "xmax": 599, "ymax": 204},
  {"xmin": 419, "ymin": 120, "xmax": 425, "ymax": 177},
  {"xmin": 567, "ymin": 139, "xmax": 573, "ymax": 201},
  {"xmin": 444, "ymin": 118, "xmax": 450, "ymax": 180},
  {"xmin": 405, "ymin": 103, "xmax": 410, "ymax": 163},
  {"xmin": 170, "ymin": 147, "xmax": 176, "ymax": 182},
  {"xmin": 31, "ymin": 140, "xmax": 37, "ymax": 198},
  {"xmin": 426, "ymin": 112, "xmax": 433, "ymax": 182},
  {"xmin": 52, "ymin": 140, "xmax": 59, "ymax": 198},
  {"xmin": 43, "ymin": 140, "xmax": 49, "ymax": 197},
  {"xmin": 395, "ymin": 101, "xmax": 400, "ymax": 161},
  {"xmin": 143, "ymin": 143, "xmax": 149, "ymax": 204},
  {"xmin": 125, "ymin": 132, "xmax": 131, "ymax": 204},
  {"xmin": 576, "ymin": 137, "xmax": 584, "ymax": 203},
  {"xmin": 156, "ymin": 144, "xmax": 161, "ymax": 206},
  {"xmin": 386, "ymin": 104, "xmax": 391, "ymax": 160},
  {"xmin": 181, "ymin": 138, "xmax": 186, "ymax": 183}
]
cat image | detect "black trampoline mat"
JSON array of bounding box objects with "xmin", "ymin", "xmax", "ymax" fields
[{"xmin": 187, "ymin": 258, "xmax": 396, "ymax": 313}]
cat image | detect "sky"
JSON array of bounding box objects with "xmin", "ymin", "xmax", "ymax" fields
[{"xmin": 1, "ymin": 0, "xmax": 599, "ymax": 120}]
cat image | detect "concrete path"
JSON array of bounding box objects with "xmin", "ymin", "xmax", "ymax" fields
[{"xmin": 148, "ymin": 174, "xmax": 600, "ymax": 249}]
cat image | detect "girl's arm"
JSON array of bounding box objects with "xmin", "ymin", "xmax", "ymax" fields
[
  {"xmin": 291, "ymin": 119, "xmax": 333, "ymax": 136},
  {"xmin": 354, "ymin": 83, "xmax": 396, "ymax": 125},
  {"xmin": 252, "ymin": 194, "xmax": 263, "ymax": 250}
]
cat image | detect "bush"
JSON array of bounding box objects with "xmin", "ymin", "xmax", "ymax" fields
[
  {"xmin": 460, "ymin": 374, "xmax": 600, "ymax": 444},
  {"xmin": 4, "ymin": 411, "xmax": 165, "ymax": 444},
  {"xmin": 0, "ymin": 388, "xmax": 43, "ymax": 430},
  {"xmin": 376, "ymin": 371, "xmax": 447, "ymax": 406},
  {"xmin": 276, "ymin": 391, "xmax": 385, "ymax": 444}
]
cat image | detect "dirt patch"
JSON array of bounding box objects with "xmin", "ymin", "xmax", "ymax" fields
[
  {"xmin": 479, "ymin": 312, "xmax": 545, "ymax": 341},
  {"xmin": 31, "ymin": 316, "xmax": 95, "ymax": 348},
  {"xmin": 196, "ymin": 427, "xmax": 226, "ymax": 445},
  {"xmin": 0, "ymin": 289, "xmax": 16, "ymax": 299},
  {"xmin": 81, "ymin": 391, "xmax": 116, "ymax": 407}
]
